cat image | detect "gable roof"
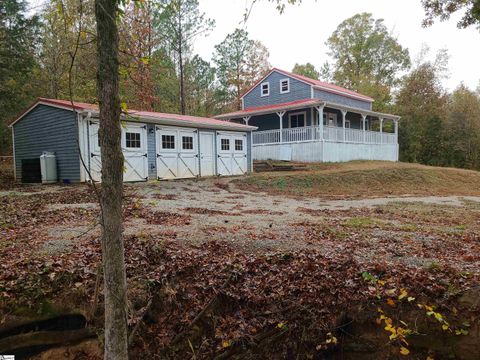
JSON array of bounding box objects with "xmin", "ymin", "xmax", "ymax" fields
[
  {"xmin": 241, "ymin": 68, "xmax": 374, "ymax": 103},
  {"xmin": 10, "ymin": 98, "xmax": 256, "ymax": 131}
]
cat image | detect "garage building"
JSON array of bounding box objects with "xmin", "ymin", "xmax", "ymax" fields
[{"xmin": 10, "ymin": 98, "xmax": 256, "ymax": 183}]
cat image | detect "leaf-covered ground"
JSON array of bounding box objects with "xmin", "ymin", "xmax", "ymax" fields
[{"xmin": 1, "ymin": 171, "xmax": 480, "ymax": 359}]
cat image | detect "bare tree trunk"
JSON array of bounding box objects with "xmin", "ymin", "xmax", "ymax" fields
[
  {"xmin": 94, "ymin": 0, "xmax": 128, "ymax": 359},
  {"xmin": 179, "ymin": 50, "xmax": 185, "ymax": 114},
  {"xmin": 178, "ymin": 13, "xmax": 185, "ymax": 115}
]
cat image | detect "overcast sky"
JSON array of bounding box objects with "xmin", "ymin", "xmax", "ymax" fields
[{"xmin": 195, "ymin": 0, "xmax": 480, "ymax": 92}]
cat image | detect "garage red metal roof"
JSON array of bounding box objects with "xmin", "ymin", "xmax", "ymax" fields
[{"xmin": 12, "ymin": 98, "xmax": 255, "ymax": 130}]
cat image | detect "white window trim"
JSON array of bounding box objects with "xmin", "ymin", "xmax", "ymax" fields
[
  {"xmin": 161, "ymin": 133, "xmax": 176, "ymax": 151},
  {"xmin": 124, "ymin": 131, "xmax": 142, "ymax": 149},
  {"xmin": 345, "ymin": 119, "xmax": 351, "ymax": 129},
  {"xmin": 260, "ymin": 82, "xmax": 270, "ymax": 97},
  {"xmin": 280, "ymin": 78, "xmax": 290, "ymax": 94},
  {"xmin": 234, "ymin": 138, "xmax": 244, "ymax": 152},
  {"xmin": 288, "ymin": 111, "xmax": 307, "ymax": 128}
]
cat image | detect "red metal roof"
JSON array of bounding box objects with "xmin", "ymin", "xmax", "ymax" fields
[
  {"xmin": 215, "ymin": 99, "xmax": 321, "ymax": 119},
  {"xmin": 241, "ymin": 68, "xmax": 374, "ymax": 102},
  {"xmin": 12, "ymin": 98, "xmax": 254, "ymax": 130}
]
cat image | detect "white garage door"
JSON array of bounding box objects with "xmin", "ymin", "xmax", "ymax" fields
[
  {"xmin": 199, "ymin": 132, "xmax": 215, "ymax": 176},
  {"xmin": 88, "ymin": 121, "xmax": 148, "ymax": 182},
  {"xmin": 122, "ymin": 123, "xmax": 149, "ymax": 182},
  {"xmin": 156, "ymin": 126, "xmax": 199, "ymax": 179},
  {"xmin": 216, "ymin": 132, "xmax": 248, "ymax": 176}
]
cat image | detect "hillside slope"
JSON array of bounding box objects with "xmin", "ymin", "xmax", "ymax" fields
[{"xmin": 236, "ymin": 161, "xmax": 480, "ymax": 198}]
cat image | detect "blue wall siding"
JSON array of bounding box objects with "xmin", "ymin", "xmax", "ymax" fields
[
  {"xmin": 13, "ymin": 105, "xmax": 80, "ymax": 182},
  {"xmin": 147, "ymin": 124, "xmax": 156, "ymax": 179},
  {"xmin": 243, "ymin": 71, "xmax": 312, "ymax": 109},
  {"xmin": 249, "ymin": 107, "xmax": 314, "ymax": 131},
  {"xmin": 313, "ymin": 88, "xmax": 372, "ymax": 110}
]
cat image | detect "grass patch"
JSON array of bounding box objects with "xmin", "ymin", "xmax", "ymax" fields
[
  {"xmin": 341, "ymin": 217, "xmax": 387, "ymax": 229},
  {"xmin": 236, "ymin": 161, "xmax": 480, "ymax": 199}
]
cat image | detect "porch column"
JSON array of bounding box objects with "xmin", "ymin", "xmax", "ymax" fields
[
  {"xmin": 341, "ymin": 110, "xmax": 347, "ymax": 142},
  {"xmin": 243, "ymin": 116, "xmax": 251, "ymax": 126},
  {"xmin": 315, "ymin": 103, "xmax": 325, "ymax": 141},
  {"xmin": 379, "ymin": 117, "xmax": 384, "ymax": 144},
  {"xmin": 277, "ymin": 111, "xmax": 285, "ymax": 143},
  {"xmin": 361, "ymin": 114, "xmax": 367, "ymax": 143},
  {"xmin": 394, "ymin": 119, "xmax": 399, "ymax": 143}
]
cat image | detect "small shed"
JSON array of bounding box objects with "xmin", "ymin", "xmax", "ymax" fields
[{"xmin": 10, "ymin": 98, "xmax": 257, "ymax": 183}]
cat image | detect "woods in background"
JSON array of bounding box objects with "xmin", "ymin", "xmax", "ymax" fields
[{"xmin": 1, "ymin": 2, "xmax": 479, "ymax": 171}]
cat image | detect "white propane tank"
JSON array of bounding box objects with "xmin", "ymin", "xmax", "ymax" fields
[{"xmin": 40, "ymin": 151, "xmax": 57, "ymax": 184}]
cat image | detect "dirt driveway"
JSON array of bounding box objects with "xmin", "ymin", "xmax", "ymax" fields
[{"xmin": 11, "ymin": 177, "xmax": 471, "ymax": 272}]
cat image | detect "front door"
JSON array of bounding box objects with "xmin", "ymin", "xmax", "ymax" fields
[{"xmin": 199, "ymin": 132, "xmax": 215, "ymax": 176}]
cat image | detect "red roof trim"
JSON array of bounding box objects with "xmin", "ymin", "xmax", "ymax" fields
[
  {"xmin": 240, "ymin": 68, "xmax": 374, "ymax": 103},
  {"xmin": 216, "ymin": 99, "xmax": 321, "ymax": 118},
  {"xmin": 10, "ymin": 98, "xmax": 254, "ymax": 130}
]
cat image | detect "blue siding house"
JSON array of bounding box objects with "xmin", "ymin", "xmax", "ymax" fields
[
  {"xmin": 216, "ymin": 68, "xmax": 400, "ymax": 163},
  {"xmin": 11, "ymin": 98, "xmax": 256, "ymax": 183}
]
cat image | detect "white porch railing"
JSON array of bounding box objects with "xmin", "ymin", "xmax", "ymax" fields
[{"xmin": 252, "ymin": 125, "xmax": 397, "ymax": 145}]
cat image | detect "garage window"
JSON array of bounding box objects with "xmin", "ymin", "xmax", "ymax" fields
[
  {"xmin": 235, "ymin": 139, "xmax": 243, "ymax": 151},
  {"xmin": 182, "ymin": 136, "xmax": 193, "ymax": 150},
  {"xmin": 162, "ymin": 135, "xmax": 175, "ymax": 149},
  {"xmin": 126, "ymin": 132, "xmax": 141, "ymax": 148},
  {"xmin": 221, "ymin": 138, "xmax": 230, "ymax": 151}
]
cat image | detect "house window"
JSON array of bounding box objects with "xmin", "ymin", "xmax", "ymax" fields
[
  {"xmin": 162, "ymin": 135, "xmax": 175, "ymax": 149},
  {"xmin": 125, "ymin": 132, "xmax": 141, "ymax": 148},
  {"xmin": 235, "ymin": 139, "xmax": 243, "ymax": 151},
  {"xmin": 261, "ymin": 82, "xmax": 270, "ymax": 97},
  {"xmin": 182, "ymin": 136, "xmax": 193, "ymax": 150},
  {"xmin": 280, "ymin": 78, "xmax": 290, "ymax": 94},
  {"xmin": 289, "ymin": 112, "xmax": 306, "ymax": 128},
  {"xmin": 221, "ymin": 138, "xmax": 230, "ymax": 151},
  {"xmin": 345, "ymin": 120, "xmax": 351, "ymax": 129},
  {"xmin": 323, "ymin": 113, "xmax": 338, "ymax": 127}
]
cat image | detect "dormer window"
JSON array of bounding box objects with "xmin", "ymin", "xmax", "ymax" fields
[
  {"xmin": 261, "ymin": 82, "xmax": 270, "ymax": 97},
  {"xmin": 280, "ymin": 78, "xmax": 290, "ymax": 94}
]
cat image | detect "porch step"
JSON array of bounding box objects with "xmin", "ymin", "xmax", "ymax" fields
[{"xmin": 253, "ymin": 161, "xmax": 306, "ymax": 172}]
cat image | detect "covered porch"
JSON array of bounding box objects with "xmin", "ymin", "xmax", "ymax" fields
[{"xmin": 215, "ymin": 99, "xmax": 400, "ymax": 163}]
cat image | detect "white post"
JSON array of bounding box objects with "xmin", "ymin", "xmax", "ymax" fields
[
  {"xmin": 394, "ymin": 119, "xmax": 398, "ymax": 143},
  {"xmin": 243, "ymin": 116, "xmax": 251, "ymax": 126},
  {"xmin": 394, "ymin": 119, "xmax": 399, "ymax": 161},
  {"xmin": 315, "ymin": 104, "xmax": 325, "ymax": 141},
  {"xmin": 379, "ymin": 117, "xmax": 383, "ymax": 144},
  {"xmin": 277, "ymin": 111, "xmax": 285, "ymax": 143},
  {"xmin": 341, "ymin": 110, "xmax": 347, "ymax": 142},
  {"xmin": 362, "ymin": 114, "xmax": 367, "ymax": 143}
]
